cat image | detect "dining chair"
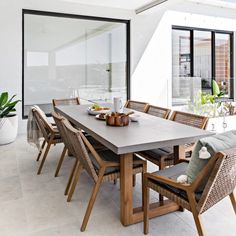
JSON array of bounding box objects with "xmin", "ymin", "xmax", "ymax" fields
[
  {"xmin": 144, "ymin": 105, "xmax": 171, "ymax": 119},
  {"xmin": 61, "ymin": 118, "xmax": 147, "ymax": 232},
  {"xmin": 143, "ymin": 148, "xmax": 236, "ymax": 236},
  {"xmin": 32, "ymin": 107, "xmax": 65, "ymax": 175},
  {"xmin": 52, "ymin": 97, "xmax": 80, "ymax": 107},
  {"xmin": 51, "ymin": 111, "xmax": 107, "ymax": 194},
  {"xmin": 51, "ymin": 112, "xmax": 74, "ymax": 179},
  {"xmin": 137, "ymin": 111, "xmax": 209, "ymax": 170},
  {"xmin": 124, "ymin": 100, "xmax": 149, "ymax": 112},
  {"xmin": 52, "ymin": 96, "xmax": 107, "ymax": 162}
]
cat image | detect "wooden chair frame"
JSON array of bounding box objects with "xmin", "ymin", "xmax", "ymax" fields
[
  {"xmin": 32, "ymin": 108, "xmax": 65, "ymax": 175},
  {"xmin": 62, "ymin": 119, "xmax": 147, "ymax": 232},
  {"xmin": 144, "ymin": 105, "xmax": 171, "ymax": 119},
  {"xmin": 52, "ymin": 97, "xmax": 80, "ymax": 107},
  {"xmin": 51, "ymin": 111, "xmax": 83, "ymax": 196},
  {"xmin": 143, "ymin": 148, "xmax": 236, "ymax": 236},
  {"xmin": 124, "ymin": 100, "xmax": 149, "ymax": 112},
  {"xmin": 170, "ymin": 110, "xmax": 209, "ymax": 129}
]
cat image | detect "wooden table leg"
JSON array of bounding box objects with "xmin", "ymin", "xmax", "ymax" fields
[
  {"xmin": 120, "ymin": 153, "xmax": 133, "ymax": 226},
  {"xmin": 120, "ymin": 153, "xmax": 180, "ymax": 226},
  {"xmin": 174, "ymin": 145, "xmax": 185, "ymax": 164}
]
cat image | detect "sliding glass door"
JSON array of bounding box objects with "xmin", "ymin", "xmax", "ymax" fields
[
  {"xmin": 172, "ymin": 26, "xmax": 233, "ymax": 105},
  {"xmin": 194, "ymin": 30, "xmax": 212, "ymax": 93}
]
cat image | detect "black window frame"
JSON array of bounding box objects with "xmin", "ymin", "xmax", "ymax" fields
[
  {"xmin": 172, "ymin": 25, "xmax": 234, "ymax": 100},
  {"xmin": 22, "ymin": 9, "xmax": 131, "ymax": 119}
]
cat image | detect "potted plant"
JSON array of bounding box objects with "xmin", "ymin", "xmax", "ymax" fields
[{"xmin": 0, "ymin": 92, "xmax": 20, "ymax": 145}]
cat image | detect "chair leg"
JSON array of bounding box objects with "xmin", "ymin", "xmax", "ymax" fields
[
  {"xmin": 133, "ymin": 174, "xmax": 136, "ymax": 187},
  {"xmin": 54, "ymin": 146, "xmax": 67, "ymax": 177},
  {"xmin": 36, "ymin": 140, "xmax": 46, "ymax": 161},
  {"xmin": 81, "ymin": 173, "xmax": 104, "ymax": 232},
  {"xmin": 113, "ymin": 179, "xmax": 117, "ymax": 185},
  {"xmin": 65, "ymin": 159, "xmax": 79, "ymax": 196},
  {"xmin": 144, "ymin": 180, "xmax": 150, "ymax": 235},
  {"xmin": 188, "ymin": 192, "xmax": 205, "ymax": 236},
  {"xmin": 229, "ymin": 192, "xmax": 236, "ymax": 214},
  {"xmin": 159, "ymin": 159, "xmax": 165, "ymax": 202},
  {"xmin": 37, "ymin": 142, "xmax": 51, "ymax": 175},
  {"xmin": 159, "ymin": 194, "xmax": 164, "ymax": 202},
  {"xmin": 142, "ymin": 162, "xmax": 147, "ymax": 210},
  {"xmin": 192, "ymin": 211, "xmax": 204, "ymax": 236},
  {"xmin": 67, "ymin": 163, "xmax": 83, "ymax": 202}
]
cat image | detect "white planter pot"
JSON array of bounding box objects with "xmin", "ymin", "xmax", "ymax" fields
[{"xmin": 0, "ymin": 115, "xmax": 18, "ymax": 145}]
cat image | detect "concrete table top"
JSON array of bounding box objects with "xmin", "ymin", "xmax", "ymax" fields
[{"xmin": 55, "ymin": 104, "xmax": 213, "ymax": 155}]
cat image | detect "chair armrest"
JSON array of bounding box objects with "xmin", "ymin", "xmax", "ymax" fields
[
  {"xmin": 145, "ymin": 173, "xmax": 190, "ymax": 191},
  {"xmin": 104, "ymin": 161, "xmax": 120, "ymax": 167},
  {"xmin": 133, "ymin": 159, "xmax": 147, "ymax": 166}
]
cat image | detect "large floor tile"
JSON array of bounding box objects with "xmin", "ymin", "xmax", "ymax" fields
[
  {"xmin": 0, "ymin": 175, "xmax": 23, "ymax": 202},
  {"xmin": 0, "ymin": 150, "xmax": 18, "ymax": 179},
  {"xmin": 27, "ymin": 222, "xmax": 80, "ymax": 236},
  {"xmin": 0, "ymin": 199, "xmax": 28, "ymax": 236},
  {"xmin": 23, "ymin": 191, "xmax": 76, "ymax": 234}
]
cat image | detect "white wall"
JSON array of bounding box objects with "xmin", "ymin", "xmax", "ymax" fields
[
  {"xmin": 0, "ymin": 0, "xmax": 134, "ymax": 134},
  {"xmin": 131, "ymin": 10, "xmax": 236, "ymax": 107}
]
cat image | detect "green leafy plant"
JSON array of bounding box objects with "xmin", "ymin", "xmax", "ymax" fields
[
  {"xmin": 0, "ymin": 92, "xmax": 21, "ymax": 118},
  {"xmin": 201, "ymin": 80, "xmax": 224, "ymax": 105}
]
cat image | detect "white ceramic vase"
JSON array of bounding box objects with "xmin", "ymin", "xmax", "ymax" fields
[{"xmin": 0, "ymin": 115, "xmax": 18, "ymax": 145}]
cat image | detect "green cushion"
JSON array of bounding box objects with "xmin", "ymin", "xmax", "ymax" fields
[{"xmin": 186, "ymin": 130, "xmax": 236, "ymax": 191}]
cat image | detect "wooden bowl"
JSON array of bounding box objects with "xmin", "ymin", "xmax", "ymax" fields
[{"xmin": 106, "ymin": 113, "xmax": 129, "ymax": 127}]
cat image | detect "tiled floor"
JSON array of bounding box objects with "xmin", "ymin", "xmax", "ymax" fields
[{"xmin": 0, "ymin": 135, "xmax": 235, "ymax": 236}]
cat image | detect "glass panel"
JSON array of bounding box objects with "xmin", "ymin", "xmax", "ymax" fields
[
  {"xmin": 172, "ymin": 29, "xmax": 194, "ymax": 105},
  {"xmin": 172, "ymin": 29, "xmax": 191, "ymax": 78},
  {"xmin": 24, "ymin": 13, "xmax": 127, "ymax": 116},
  {"xmin": 194, "ymin": 31, "xmax": 212, "ymax": 93},
  {"xmin": 215, "ymin": 33, "xmax": 231, "ymax": 96}
]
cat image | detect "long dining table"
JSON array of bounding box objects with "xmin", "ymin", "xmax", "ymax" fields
[{"xmin": 55, "ymin": 104, "xmax": 213, "ymax": 226}]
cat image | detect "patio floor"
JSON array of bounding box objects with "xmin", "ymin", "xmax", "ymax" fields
[{"xmin": 0, "ymin": 135, "xmax": 235, "ymax": 236}]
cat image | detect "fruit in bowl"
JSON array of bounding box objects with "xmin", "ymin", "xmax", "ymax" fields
[
  {"xmin": 87, "ymin": 104, "xmax": 110, "ymax": 115},
  {"xmin": 91, "ymin": 103, "xmax": 109, "ymax": 111}
]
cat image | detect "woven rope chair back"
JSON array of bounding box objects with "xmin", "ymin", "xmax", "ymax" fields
[
  {"xmin": 51, "ymin": 112, "xmax": 75, "ymax": 156},
  {"xmin": 124, "ymin": 100, "xmax": 149, "ymax": 112},
  {"xmin": 52, "ymin": 97, "xmax": 80, "ymax": 107},
  {"xmin": 62, "ymin": 119, "xmax": 98, "ymax": 182},
  {"xmin": 145, "ymin": 105, "xmax": 171, "ymax": 119},
  {"xmin": 32, "ymin": 108, "xmax": 53, "ymax": 141},
  {"xmin": 197, "ymin": 148, "xmax": 236, "ymax": 214},
  {"xmin": 170, "ymin": 111, "xmax": 209, "ymax": 129}
]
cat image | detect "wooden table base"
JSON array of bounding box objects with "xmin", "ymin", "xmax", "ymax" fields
[
  {"xmin": 120, "ymin": 153, "xmax": 180, "ymax": 226},
  {"xmin": 132, "ymin": 201, "xmax": 180, "ymax": 224}
]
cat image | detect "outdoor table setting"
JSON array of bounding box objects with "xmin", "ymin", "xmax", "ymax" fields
[{"xmin": 54, "ymin": 99, "xmax": 213, "ymax": 226}]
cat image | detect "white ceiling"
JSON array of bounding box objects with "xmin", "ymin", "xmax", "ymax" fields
[
  {"xmin": 60, "ymin": 0, "xmax": 236, "ymax": 11},
  {"xmin": 60, "ymin": 0, "xmax": 155, "ymax": 10}
]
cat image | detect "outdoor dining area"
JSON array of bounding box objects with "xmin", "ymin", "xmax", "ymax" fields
[
  {"xmin": 2, "ymin": 1, "xmax": 236, "ymax": 235},
  {"xmin": 27, "ymin": 97, "xmax": 236, "ymax": 236}
]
